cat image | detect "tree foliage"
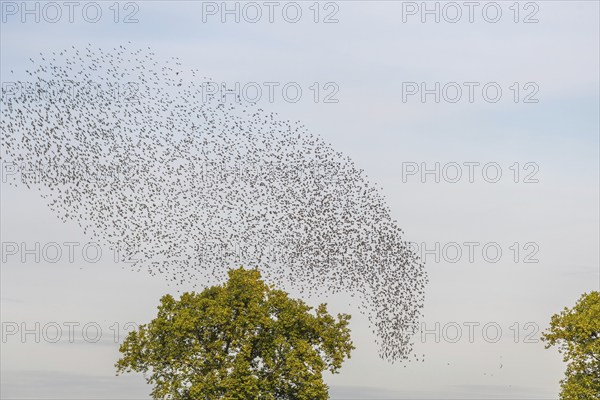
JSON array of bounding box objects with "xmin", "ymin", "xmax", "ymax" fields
[
  {"xmin": 116, "ymin": 267, "xmax": 354, "ymax": 399},
  {"xmin": 542, "ymin": 291, "xmax": 600, "ymax": 399}
]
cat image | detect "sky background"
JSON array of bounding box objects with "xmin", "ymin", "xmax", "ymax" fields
[{"xmin": 1, "ymin": 1, "xmax": 599, "ymax": 399}]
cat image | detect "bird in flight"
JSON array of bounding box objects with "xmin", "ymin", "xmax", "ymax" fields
[{"xmin": 1, "ymin": 44, "xmax": 428, "ymax": 363}]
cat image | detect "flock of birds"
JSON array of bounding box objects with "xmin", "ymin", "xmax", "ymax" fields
[{"xmin": 0, "ymin": 44, "xmax": 428, "ymax": 362}]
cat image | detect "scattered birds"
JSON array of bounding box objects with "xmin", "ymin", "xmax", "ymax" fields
[{"xmin": 0, "ymin": 45, "xmax": 428, "ymax": 362}]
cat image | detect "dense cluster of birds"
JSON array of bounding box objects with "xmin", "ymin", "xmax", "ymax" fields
[{"xmin": 0, "ymin": 45, "xmax": 428, "ymax": 362}]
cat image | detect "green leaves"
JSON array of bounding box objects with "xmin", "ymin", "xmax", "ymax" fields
[
  {"xmin": 116, "ymin": 267, "xmax": 355, "ymax": 399},
  {"xmin": 542, "ymin": 291, "xmax": 600, "ymax": 399}
]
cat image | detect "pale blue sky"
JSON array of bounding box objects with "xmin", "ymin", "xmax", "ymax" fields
[{"xmin": 1, "ymin": 1, "xmax": 599, "ymax": 398}]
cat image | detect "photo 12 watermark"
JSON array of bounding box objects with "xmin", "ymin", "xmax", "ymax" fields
[
  {"xmin": 200, "ymin": 1, "xmax": 340, "ymax": 24},
  {"xmin": 400, "ymin": 2, "xmax": 540, "ymax": 24},
  {"xmin": 1, "ymin": 321, "xmax": 141, "ymax": 344},
  {"xmin": 401, "ymin": 81, "xmax": 540, "ymax": 104},
  {"xmin": 1, "ymin": 1, "xmax": 140, "ymax": 23},
  {"xmin": 401, "ymin": 82, "xmax": 540, "ymax": 104},
  {"xmin": 413, "ymin": 321, "xmax": 541, "ymax": 344},
  {"xmin": 401, "ymin": 162, "xmax": 540, "ymax": 183},
  {"xmin": 197, "ymin": 81, "xmax": 340, "ymax": 104},
  {"xmin": 0, "ymin": 159, "xmax": 351, "ymax": 187},
  {"xmin": 1, "ymin": 81, "xmax": 142, "ymax": 104},
  {"xmin": 407, "ymin": 241, "xmax": 540, "ymax": 264}
]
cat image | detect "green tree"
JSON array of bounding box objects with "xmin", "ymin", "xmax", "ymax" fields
[
  {"xmin": 542, "ymin": 291, "xmax": 600, "ymax": 399},
  {"xmin": 116, "ymin": 267, "xmax": 354, "ymax": 399}
]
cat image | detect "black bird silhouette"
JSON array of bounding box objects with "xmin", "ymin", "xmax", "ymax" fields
[{"xmin": 0, "ymin": 45, "xmax": 428, "ymax": 363}]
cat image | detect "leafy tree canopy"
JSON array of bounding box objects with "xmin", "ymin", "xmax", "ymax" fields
[
  {"xmin": 542, "ymin": 291, "xmax": 600, "ymax": 399},
  {"xmin": 116, "ymin": 267, "xmax": 354, "ymax": 399}
]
